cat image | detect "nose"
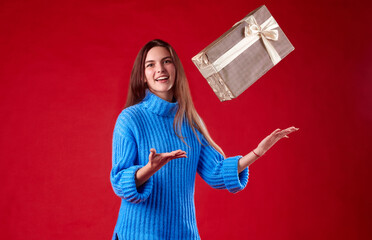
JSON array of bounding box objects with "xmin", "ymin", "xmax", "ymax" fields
[{"xmin": 156, "ymin": 63, "xmax": 165, "ymax": 73}]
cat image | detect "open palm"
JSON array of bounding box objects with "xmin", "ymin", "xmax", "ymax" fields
[
  {"xmin": 255, "ymin": 126, "xmax": 299, "ymax": 156},
  {"xmin": 148, "ymin": 148, "xmax": 187, "ymax": 171}
]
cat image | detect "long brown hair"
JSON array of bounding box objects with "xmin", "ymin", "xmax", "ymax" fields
[{"xmin": 126, "ymin": 39, "xmax": 225, "ymax": 157}]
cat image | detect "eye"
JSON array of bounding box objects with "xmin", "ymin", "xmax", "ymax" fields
[
  {"xmin": 164, "ymin": 59, "xmax": 173, "ymax": 64},
  {"xmin": 146, "ymin": 63, "xmax": 154, "ymax": 68}
]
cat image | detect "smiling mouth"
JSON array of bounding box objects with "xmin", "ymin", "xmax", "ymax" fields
[{"xmin": 155, "ymin": 76, "xmax": 169, "ymax": 81}]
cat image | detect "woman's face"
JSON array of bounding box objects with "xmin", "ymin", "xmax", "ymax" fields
[{"xmin": 144, "ymin": 46, "xmax": 176, "ymax": 102}]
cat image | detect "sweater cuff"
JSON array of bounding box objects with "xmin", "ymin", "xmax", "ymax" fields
[
  {"xmin": 222, "ymin": 156, "xmax": 249, "ymax": 193},
  {"xmin": 121, "ymin": 165, "xmax": 153, "ymax": 203}
]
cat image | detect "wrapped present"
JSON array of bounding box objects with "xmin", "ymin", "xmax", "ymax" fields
[{"xmin": 192, "ymin": 5, "xmax": 294, "ymax": 101}]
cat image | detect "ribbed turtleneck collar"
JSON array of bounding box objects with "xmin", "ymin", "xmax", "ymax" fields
[{"xmin": 141, "ymin": 90, "xmax": 179, "ymax": 117}]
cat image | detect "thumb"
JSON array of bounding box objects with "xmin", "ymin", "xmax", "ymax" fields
[{"xmin": 149, "ymin": 148, "xmax": 156, "ymax": 159}]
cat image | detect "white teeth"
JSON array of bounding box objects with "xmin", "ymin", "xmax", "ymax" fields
[{"xmin": 156, "ymin": 77, "xmax": 169, "ymax": 80}]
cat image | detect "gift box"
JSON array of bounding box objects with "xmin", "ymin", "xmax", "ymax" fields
[{"xmin": 192, "ymin": 5, "xmax": 294, "ymax": 101}]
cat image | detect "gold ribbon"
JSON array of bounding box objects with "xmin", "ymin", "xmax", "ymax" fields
[
  {"xmin": 244, "ymin": 16, "xmax": 281, "ymax": 65},
  {"xmin": 199, "ymin": 15, "xmax": 282, "ymax": 79}
]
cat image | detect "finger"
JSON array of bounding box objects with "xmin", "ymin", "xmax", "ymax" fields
[
  {"xmin": 172, "ymin": 149, "xmax": 186, "ymax": 154},
  {"xmin": 161, "ymin": 152, "xmax": 174, "ymax": 158},
  {"xmin": 174, "ymin": 151, "xmax": 187, "ymax": 156},
  {"xmin": 281, "ymin": 129, "xmax": 292, "ymax": 134},
  {"xmin": 169, "ymin": 151, "xmax": 187, "ymax": 158},
  {"xmin": 172, "ymin": 152, "xmax": 187, "ymax": 157},
  {"xmin": 280, "ymin": 126, "xmax": 297, "ymax": 133},
  {"xmin": 172, "ymin": 154, "xmax": 187, "ymax": 160},
  {"xmin": 282, "ymin": 128, "xmax": 298, "ymax": 135},
  {"xmin": 161, "ymin": 150, "xmax": 187, "ymax": 160},
  {"xmin": 149, "ymin": 150, "xmax": 155, "ymax": 160},
  {"xmin": 163, "ymin": 152, "xmax": 183, "ymax": 159},
  {"xmin": 171, "ymin": 155, "xmax": 187, "ymax": 160},
  {"xmin": 286, "ymin": 126, "xmax": 299, "ymax": 131},
  {"xmin": 278, "ymin": 127, "xmax": 299, "ymax": 139},
  {"xmin": 271, "ymin": 129, "xmax": 281, "ymax": 135},
  {"xmin": 278, "ymin": 131, "xmax": 292, "ymax": 138},
  {"xmin": 161, "ymin": 154, "xmax": 186, "ymax": 163},
  {"xmin": 169, "ymin": 151, "xmax": 186, "ymax": 158}
]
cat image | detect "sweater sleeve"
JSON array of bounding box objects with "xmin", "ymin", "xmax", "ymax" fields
[
  {"xmin": 197, "ymin": 135, "xmax": 249, "ymax": 194},
  {"xmin": 110, "ymin": 112, "xmax": 153, "ymax": 203}
]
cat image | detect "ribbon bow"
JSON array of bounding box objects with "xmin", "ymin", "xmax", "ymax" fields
[
  {"xmin": 244, "ymin": 16, "xmax": 281, "ymax": 65},
  {"xmin": 197, "ymin": 15, "xmax": 283, "ymax": 80}
]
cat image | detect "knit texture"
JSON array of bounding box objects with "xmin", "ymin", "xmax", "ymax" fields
[{"xmin": 110, "ymin": 90, "xmax": 249, "ymax": 240}]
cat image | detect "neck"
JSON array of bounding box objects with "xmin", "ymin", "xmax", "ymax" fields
[
  {"xmin": 142, "ymin": 89, "xmax": 179, "ymax": 117},
  {"xmin": 150, "ymin": 89, "xmax": 174, "ymax": 102}
]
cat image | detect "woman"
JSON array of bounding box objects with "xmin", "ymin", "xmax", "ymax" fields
[{"xmin": 110, "ymin": 39, "xmax": 298, "ymax": 240}]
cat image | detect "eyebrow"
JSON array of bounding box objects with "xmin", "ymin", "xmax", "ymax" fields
[{"xmin": 145, "ymin": 56, "xmax": 172, "ymax": 63}]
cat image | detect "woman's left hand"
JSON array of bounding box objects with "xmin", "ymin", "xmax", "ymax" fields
[{"xmin": 254, "ymin": 126, "xmax": 299, "ymax": 156}]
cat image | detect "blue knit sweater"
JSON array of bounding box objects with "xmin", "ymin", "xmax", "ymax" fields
[{"xmin": 110, "ymin": 90, "xmax": 249, "ymax": 240}]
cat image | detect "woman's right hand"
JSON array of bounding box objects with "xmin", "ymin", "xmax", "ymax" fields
[
  {"xmin": 135, "ymin": 148, "xmax": 187, "ymax": 187},
  {"xmin": 148, "ymin": 148, "xmax": 187, "ymax": 171}
]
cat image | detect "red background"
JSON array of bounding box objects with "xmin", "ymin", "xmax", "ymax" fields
[{"xmin": 1, "ymin": 0, "xmax": 371, "ymax": 239}]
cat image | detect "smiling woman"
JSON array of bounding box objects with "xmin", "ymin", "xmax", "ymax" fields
[
  {"xmin": 144, "ymin": 47, "xmax": 176, "ymax": 102},
  {"xmin": 110, "ymin": 39, "xmax": 298, "ymax": 240}
]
